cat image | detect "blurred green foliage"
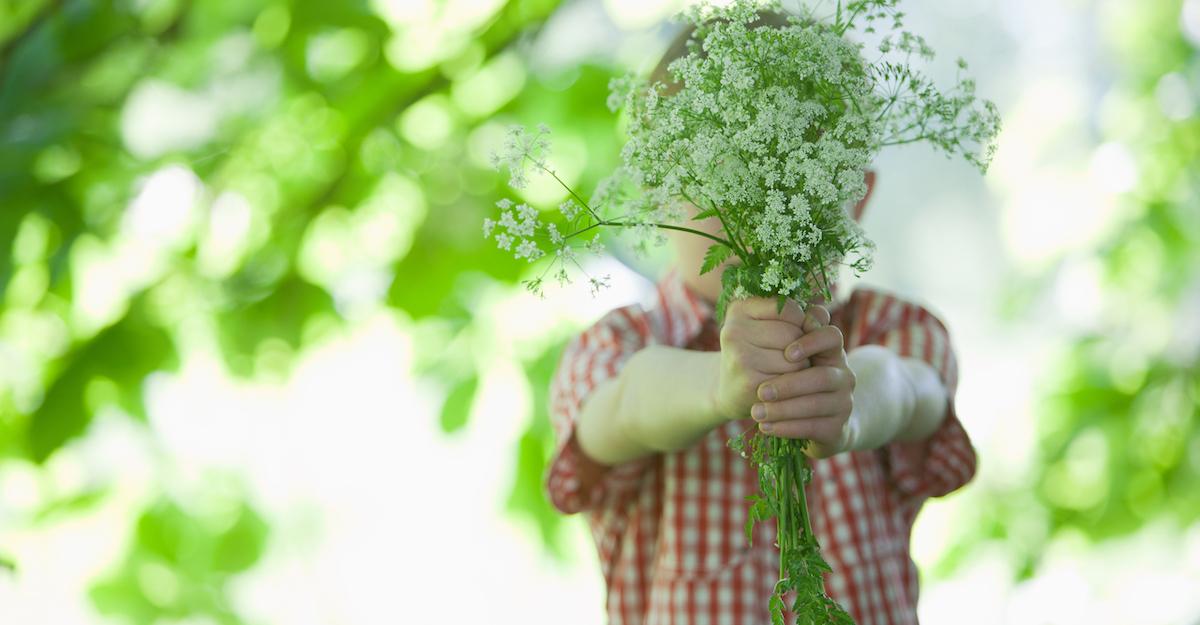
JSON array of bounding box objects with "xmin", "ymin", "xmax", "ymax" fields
[
  {"xmin": 965, "ymin": 0, "xmax": 1200, "ymax": 580},
  {"xmin": 89, "ymin": 497, "xmax": 268, "ymax": 624},
  {"xmin": 2, "ymin": 0, "xmax": 1197, "ymax": 619},
  {"xmin": 1, "ymin": 0, "xmax": 623, "ymax": 619}
]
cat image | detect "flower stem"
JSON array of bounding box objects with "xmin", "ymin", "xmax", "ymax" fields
[
  {"xmin": 563, "ymin": 218, "xmax": 736, "ymax": 250},
  {"xmin": 534, "ymin": 160, "xmax": 605, "ymax": 223},
  {"xmin": 534, "ymin": 159, "xmax": 738, "ymax": 252},
  {"xmin": 647, "ymin": 222, "xmax": 736, "ymax": 248}
]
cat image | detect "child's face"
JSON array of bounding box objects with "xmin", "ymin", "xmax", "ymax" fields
[
  {"xmin": 667, "ymin": 207, "xmax": 727, "ymax": 303},
  {"xmin": 669, "ymin": 171, "xmax": 875, "ymax": 307}
]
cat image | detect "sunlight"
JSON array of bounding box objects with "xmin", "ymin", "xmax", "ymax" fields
[{"xmin": 120, "ymin": 81, "xmax": 218, "ymax": 159}]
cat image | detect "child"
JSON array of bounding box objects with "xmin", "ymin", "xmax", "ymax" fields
[{"xmin": 543, "ymin": 18, "xmax": 977, "ymax": 625}]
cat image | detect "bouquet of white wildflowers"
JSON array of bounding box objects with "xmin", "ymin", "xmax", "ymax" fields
[{"xmin": 487, "ymin": 1, "xmax": 1000, "ymax": 622}]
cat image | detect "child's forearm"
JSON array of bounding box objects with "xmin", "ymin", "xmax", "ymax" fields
[
  {"xmin": 842, "ymin": 345, "xmax": 949, "ymax": 451},
  {"xmin": 575, "ymin": 345, "xmax": 724, "ymax": 465}
]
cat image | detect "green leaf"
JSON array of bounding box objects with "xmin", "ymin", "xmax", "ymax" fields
[
  {"xmin": 438, "ymin": 375, "xmax": 478, "ymax": 434},
  {"xmin": 216, "ymin": 272, "xmax": 337, "ymax": 378},
  {"xmin": 212, "ymin": 504, "xmax": 268, "ymax": 574},
  {"xmin": 700, "ymin": 243, "xmax": 734, "ymax": 275},
  {"xmin": 135, "ymin": 501, "xmax": 187, "ymax": 564},
  {"xmin": 693, "ymin": 207, "xmax": 719, "ymax": 220},
  {"xmin": 769, "ymin": 594, "xmax": 785, "ymax": 625},
  {"xmin": 28, "ymin": 303, "xmax": 176, "ymax": 463},
  {"xmin": 34, "ymin": 487, "xmax": 107, "ymax": 523},
  {"xmin": 505, "ymin": 342, "xmax": 570, "ymax": 557}
]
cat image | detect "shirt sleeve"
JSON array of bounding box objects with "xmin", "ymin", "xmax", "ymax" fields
[
  {"xmin": 543, "ymin": 307, "xmax": 657, "ymax": 515},
  {"xmin": 855, "ymin": 290, "xmax": 978, "ymax": 507}
]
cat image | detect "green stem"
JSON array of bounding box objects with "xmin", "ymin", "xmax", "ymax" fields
[
  {"xmin": 794, "ymin": 450, "xmax": 814, "ymax": 540},
  {"xmin": 875, "ymin": 93, "xmax": 899, "ymax": 123},
  {"xmin": 683, "ymin": 190, "xmax": 751, "ymax": 260},
  {"xmin": 675, "ymin": 164, "xmax": 752, "ymax": 259},
  {"xmin": 564, "ymin": 218, "xmax": 736, "ymax": 250},
  {"xmin": 835, "ymin": 3, "xmax": 864, "ymax": 36},
  {"xmin": 533, "ymin": 157, "xmax": 740, "ymax": 253},
  {"xmin": 562, "ymin": 221, "xmax": 604, "ymax": 240},
  {"xmin": 776, "ymin": 439, "xmax": 788, "ymax": 583},
  {"xmin": 648, "ymin": 222, "xmax": 736, "ymax": 247},
  {"xmin": 539, "ymin": 164, "xmax": 604, "ymax": 223},
  {"xmin": 879, "ymin": 135, "xmax": 930, "ymax": 147}
]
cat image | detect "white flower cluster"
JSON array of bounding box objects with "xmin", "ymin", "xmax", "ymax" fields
[
  {"xmin": 485, "ymin": 0, "xmax": 999, "ymax": 305},
  {"xmin": 483, "ymin": 198, "xmax": 543, "ymax": 260},
  {"xmin": 484, "ymin": 132, "xmax": 610, "ymax": 296},
  {"xmin": 588, "ymin": 0, "xmax": 999, "ymax": 306},
  {"xmin": 596, "ymin": 0, "xmax": 885, "ymax": 301},
  {"xmin": 488, "ymin": 123, "xmax": 551, "ymax": 190}
]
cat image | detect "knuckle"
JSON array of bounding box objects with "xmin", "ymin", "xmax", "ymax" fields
[{"xmin": 817, "ymin": 366, "xmax": 837, "ymax": 388}]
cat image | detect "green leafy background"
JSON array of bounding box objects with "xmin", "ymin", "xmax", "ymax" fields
[{"xmin": 0, "ymin": 0, "xmax": 1196, "ymax": 623}]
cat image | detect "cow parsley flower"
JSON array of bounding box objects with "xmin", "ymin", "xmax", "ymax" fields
[
  {"xmin": 558, "ymin": 199, "xmax": 583, "ymax": 221},
  {"xmin": 491, "ymin": 125, "xmax": 552, "ymax": 190},
  {"xmin": 486, "ymin": 0, "xmax": 1000, "ymax": 310},
  {"xmin": 588, "ymin": 274, "xmax": 611, "ymax": 296},
  {"xmin": 515, "ymin": 239, "xmax": 543, "ymax": 262}
]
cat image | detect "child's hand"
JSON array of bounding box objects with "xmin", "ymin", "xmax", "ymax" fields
[
  {"xmin": 713, "ymin": 298, "xmax": 816, "ymax": 421},
  {"xmin": 750, "ymin": 304, "xmax": 857, "ymax": 458}
]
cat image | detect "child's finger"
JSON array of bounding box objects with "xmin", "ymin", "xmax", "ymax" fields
[
  {"xmin": 741, "ymin": 343, "xmax": 811, "ymax": 375},
  {"xmin": 754, "ymin": 410, "xmax": 846, "ymax": 446},
  {"xmin": 801, "ymin": 304, "xmax": 830, "ymax": 333},
  {"xmin": 783, "ymin": 325, "xmax": 846, "ymax": 365},
  {"xmin": 751, "ymin": 391, "xmax": 850, "ymax": 423},
  {"xmin": 756, "ymin": 365, "xmax": 851, "ymax": 402},
  {"xmin": 723, "ymin": 317, "xmax": 803, "ymax": 350},
  {"xmin": 732, "ymin": 297, "xmax": 807, "ymax": 328},
  {"xmin": 775, "ymin": 298, "xmax": 808, "ymax": 328}
]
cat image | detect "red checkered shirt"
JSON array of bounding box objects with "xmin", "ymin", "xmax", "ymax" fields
[{"xmin": 544, "ymin": 269, "xmax": 977, "ymax": 625}]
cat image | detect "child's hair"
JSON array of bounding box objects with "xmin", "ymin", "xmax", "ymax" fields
[{"xmin": 649, "ymin": 11, "xmax": 794, "ymax": 95}]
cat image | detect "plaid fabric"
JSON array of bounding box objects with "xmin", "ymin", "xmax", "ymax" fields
[{"xmin": 545, "ymin": 269, "xmax": 977, "ymax": 625}]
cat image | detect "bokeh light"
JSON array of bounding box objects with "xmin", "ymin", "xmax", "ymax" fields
[{"xmin": 0, "ymin": 0, "xmax": 1197, "ymax": 624}]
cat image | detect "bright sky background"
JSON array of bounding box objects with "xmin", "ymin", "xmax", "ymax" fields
[{"xmin": 3, "ymin": 0, "xmax": 1199, "ymax": 624}]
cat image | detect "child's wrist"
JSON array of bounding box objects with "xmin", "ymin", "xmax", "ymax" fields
[{"xmin": 703, "ymin": 350, "xmax": 727, "ymax": 424}]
